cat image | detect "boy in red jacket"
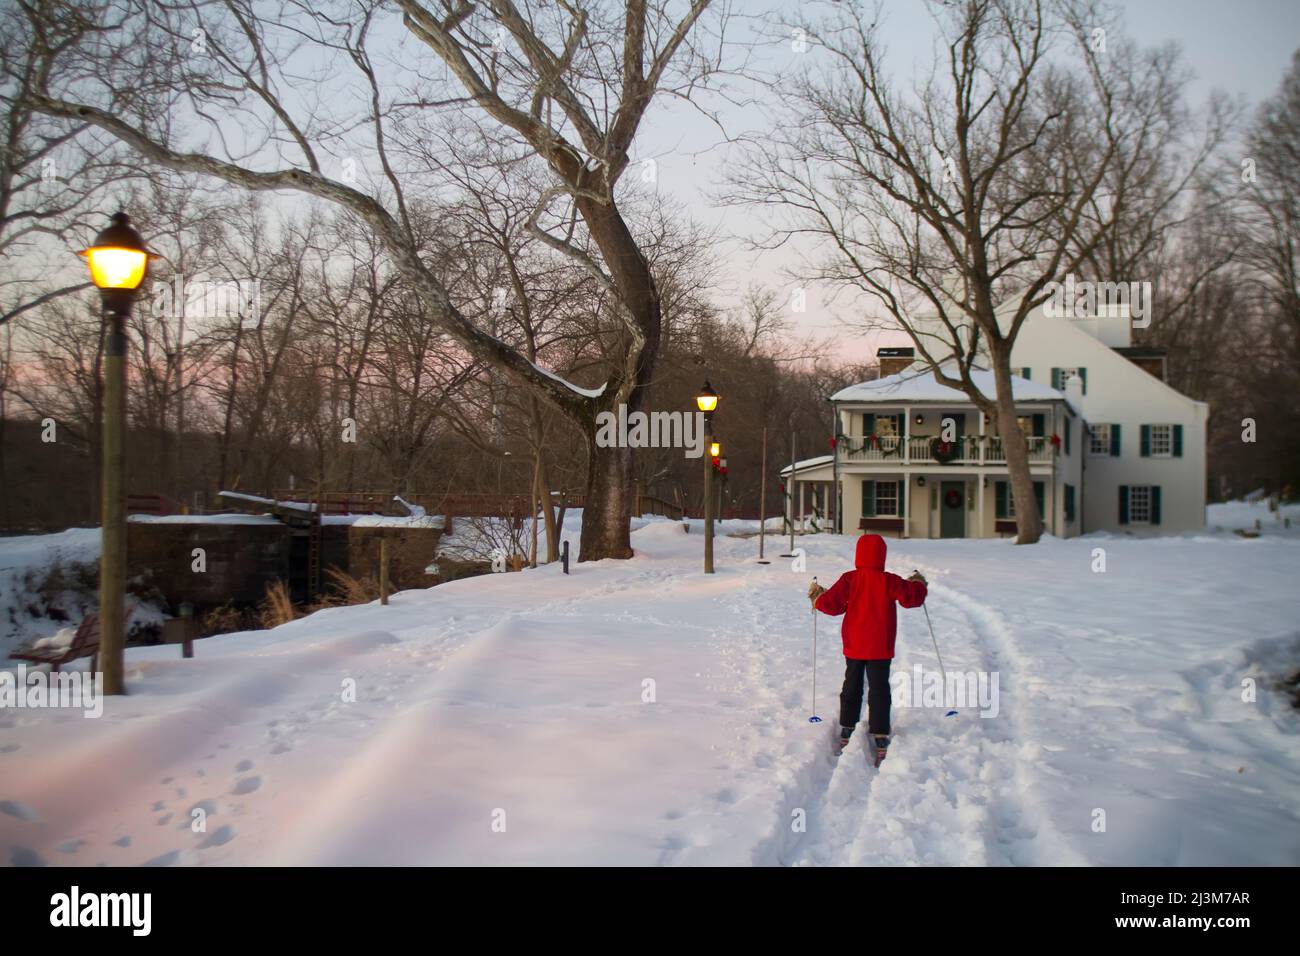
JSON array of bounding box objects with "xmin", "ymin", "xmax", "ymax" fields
[{"xmin": 808, "ymin": 534, "xmax": 927, "ymax": 763}]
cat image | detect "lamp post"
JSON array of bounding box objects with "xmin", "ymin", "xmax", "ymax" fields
[
  {"xmin": 696, "ymin": 381, "xmax": 719, "ymax": 573},
  {"xmin": 82, "ymin": 212, "xmax": 151, "ymax": 696}
]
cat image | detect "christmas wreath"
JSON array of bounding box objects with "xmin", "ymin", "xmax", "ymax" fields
[
  {"xmin": 930, "ymin": 436, "xmax": 961, "ymax": 464},
  {"xmin": 944, "ymin": 488, "xmax": 963, "ymax": 509}
]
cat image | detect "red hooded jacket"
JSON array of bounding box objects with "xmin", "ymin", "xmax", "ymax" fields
[{"xmin": 814, "ymin": 534, "xmax": 927, "ymax": 660}]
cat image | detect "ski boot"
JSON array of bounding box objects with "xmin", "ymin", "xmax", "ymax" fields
[
  {"xmin": 871, "ymin": 734, "xmax": 891, "ymax": 768},
  {"xmin": 831, "ymin": 724, "xmax": 854, "ymax": 757}
]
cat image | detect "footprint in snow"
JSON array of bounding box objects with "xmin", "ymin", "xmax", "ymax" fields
[
  {"xmin": 142, "ymin": 850, "xmax": 181, "ymax": 867},
  {"xmin": 199, "ymin": 825, "xmax": 236, "ymax": 849},
  {"xmin": 235, "ymin": 759, "xmax": 254, "ymax": 773},
  {"xmin": 10, "ymin": 846, "xmax": 46, "ymax": 867},
  {"xmin": 114, "ymin": 836, "xmax": 132, "ymax": 848},
  {"xmin": 56, "ymin": 839, "xmax": 85, "ymax": 854},
  {"xmin": 0, "ymin": 744, "xmax": 20, "ymax": 754},
  {"xmin": 0, "ymin": 800, "xmax": 38, "ymax": 821},
  {"xmin": 270, "ymin": 742, "xmax": 293, "ymax": 755},
  {"xmin": 231, "ymin": 776, "xmax": 262, "ymax": 796}
]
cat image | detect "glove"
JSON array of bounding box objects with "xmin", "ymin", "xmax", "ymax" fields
[
  {"xmin": 908, "ymin": 571, "xmax": 928, "ymax": 586},
  {"xmin": 807, "ymin": 581, "xmax": 825, "ymax": 604}
]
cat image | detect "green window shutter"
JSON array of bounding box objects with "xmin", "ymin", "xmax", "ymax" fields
[
  {"xmin": 1022, "ymin": 367, "xmax": 1031, "ymax": 380},
  {"xmin": 895, "ymin": 414, "xmax": 905, "ymax": 442},
  {"xmin": 1065, "ymin": 484, "xmax": 1075, "ymax": 523},
  {"xmin": 1118, "ymin": 485, "xmax": 1129, "ymax": 524},
  {"xmin": 1139, "ymin": 424, "xmax": 1151, "ymax": 457},
  {"xmin": 1151, "ymin": 486, "xmax": 1162, "ymax": 525},
  {"xmin": 1079, "ymin": 368, "xmax": 1087, "ymax": 394},
  {"xmin": 995, "ymin": 481, "xmax": 1008, "ymax": 519},
  {"xmin": 1033, "ymin": 481, "xmax": 1044, "ymax": 516},
  {"xmin": 863, "ymin": 413, "xmax": 875, "ymax": 436},
  {"xmin": 1110, "ymin": 424, "xmax": 1121, "ymax": 457},
  {"xmin": 1064, "ymin": 420, "xmax": 1071, "ymax": 455},
  {"xmin": 1051, "ymin": 367, "xmax": 1062, "ymax": 390},
  {"xmin": 1031, "ymin": 413, "xmax": 1045, "ymax": 437},
  {"xmin": 862, "ymin": 480, "xmax": 875, "ymax": 518},
  {"xmin": 1173, "ymin": 424, "xmax": 1183, "ymax": 457}
]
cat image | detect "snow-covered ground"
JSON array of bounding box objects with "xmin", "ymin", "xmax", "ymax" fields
[
  {"xmin": 0, "ymin": 529, "xmax": 101, "ymax": 659},
  {"xmin": 1, "ymin": 505, "xmax": 1298, "ymax": 866}
]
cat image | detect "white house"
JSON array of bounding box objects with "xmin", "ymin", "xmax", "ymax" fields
[
  {"xmin": 784, "ymin": 300, "xmax": 1208, "ymax": 538},
  {"xmin": 1001, "ymin": 301, "xmax": 1208, "ymax": 534},
  {"xmin": 783, "ymin": 364, "xmax": 1085, "ymax": 539}
]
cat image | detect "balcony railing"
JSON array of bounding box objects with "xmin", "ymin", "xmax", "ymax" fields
[{"xmin": 838, "ymin": 434, "xmax": 1053, "ymax": 465}]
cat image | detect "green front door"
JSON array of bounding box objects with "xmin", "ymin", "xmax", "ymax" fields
[{"xmin": 940, "ymin": 481, "xmax": 966, "ymax": 538}]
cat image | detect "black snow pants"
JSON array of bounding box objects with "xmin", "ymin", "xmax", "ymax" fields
[{"xmin": 839, "ymin": 658, "xmax": 892, "ymax": 736}]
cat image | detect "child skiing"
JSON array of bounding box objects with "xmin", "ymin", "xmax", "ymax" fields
[{"xmin": 807, "ymin": 533, "xmax": 927, "ymax": 766}]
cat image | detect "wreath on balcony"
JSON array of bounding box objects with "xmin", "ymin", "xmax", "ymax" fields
[{"xmin": 930, "ymin": 436, "xmax": 961, "ymax": 464}]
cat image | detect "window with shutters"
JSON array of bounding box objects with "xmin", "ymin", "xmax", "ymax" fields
[
  {"xmin": 997, "ymin": 481, "xmax": 1044, "ymax": 519},
  {"xmin": 1149, "ymin": 424, "xmax": 1172, "ymax": 457},
  {"xmin": 1129, "ymin": 485, "xmax": 1152, "ymax": 523},
  {"xmin": 875, "ymin": 415, "xmax": 900, "ymax": 438},
  {"xmin": 874, "ymin": 480, "xmax": 899, "ymax": 516},
  {"xmin": 1051, "ymin": 367, "xmax": 1088, "ymax": 394},
  {"xmin": 1089, "ymin": 423, "xmax": 1112, "ymax": 457},
  {"xmin": 1015, "ymin": 415, "xmax": 1043, "ymax": 437}
]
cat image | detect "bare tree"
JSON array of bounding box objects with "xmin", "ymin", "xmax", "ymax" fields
[
  {"xmin": 24, "ymin": 0, "xmax": 729, "ymax": 560},
  {"xmin": 728, "ymin": 0, "xmax": 1221, "ymax": 542}
]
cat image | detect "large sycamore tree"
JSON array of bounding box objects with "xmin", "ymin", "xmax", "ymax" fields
[
  {"xmin": 24, "ymin": 0, "xmax": 726, "ymax": 560},
  {"xmin": 730, "ymin": 0, "xmax": 1222, "ymax": 542}
]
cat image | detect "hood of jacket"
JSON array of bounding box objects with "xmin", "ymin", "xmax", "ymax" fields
[{"xmin": 855, "ymin": 533, "xmax": 887, "ymax": 571}]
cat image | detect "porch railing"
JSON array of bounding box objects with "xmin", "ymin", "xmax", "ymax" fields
[{"xmin": 838, "ymin": 435, "xmax": 1052, "ymax": 465}]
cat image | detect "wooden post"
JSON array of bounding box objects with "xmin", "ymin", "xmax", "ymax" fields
[
  {"xmin": 379, "ymin": 536, "xmax": 390, "ymax": 606},
  {"xmin": 181, "ymin": 601, "xmax": 195, "ymax": 659},
  {"xmin": 758, "ymin": 427, "xmax": 768, "ymax": 562}
]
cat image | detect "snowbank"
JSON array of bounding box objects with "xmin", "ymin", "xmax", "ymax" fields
[{"xmin": 0, "ymin": 529, "xmax": 100, "ymax": 658}]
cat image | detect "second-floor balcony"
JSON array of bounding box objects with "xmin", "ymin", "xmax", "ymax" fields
[{"xmin": 837, "ymin": 434, "xmax": 1054, "ymax": 465}]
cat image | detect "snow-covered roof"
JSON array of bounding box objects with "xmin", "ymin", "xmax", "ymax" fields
[
  {"xmin": 779, "ymin": 455, "xmax": 834, "ymax": 478},
  {"xmin": 831, "ymin": 367, "xmax": 1066, "ymax": 405}
]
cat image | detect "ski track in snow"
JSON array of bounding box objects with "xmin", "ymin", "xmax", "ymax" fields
[{"xmin": 763, "ymin": 557, "xmax": 1081, "ymax": 867}]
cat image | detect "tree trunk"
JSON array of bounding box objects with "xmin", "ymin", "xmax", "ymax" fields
[
  {"xmin": 991, "ymin": 348, "xmax": 1044, "ymax": 544},
  {"xmin": 529, "ymin": 454, "xmax": 540, "ymax": 569},
  {"xmin": 580, "ymin": 434, "xmax": 634, "ymax": 561},
  {"xmin": 537, "ymin": 452, "xmax": 558, "ymax": 563}
]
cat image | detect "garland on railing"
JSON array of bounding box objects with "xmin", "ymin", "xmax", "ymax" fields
[{"xmin": 833, "ymin": 433, "xmax": 904, "ymax": 457}]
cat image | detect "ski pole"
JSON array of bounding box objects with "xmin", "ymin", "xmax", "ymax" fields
[
  {"xmin": 808, "ymin": 577, "xmax": 822, "ymax": 723},
  {"xmin": 916, "ymin": 574, "xmax": 958, "ymax": 717}
]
